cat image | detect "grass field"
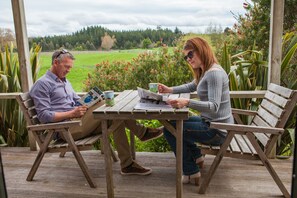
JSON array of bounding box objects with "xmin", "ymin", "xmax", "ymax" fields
[{"xmin": 39, "ymin": 49, "xmax": 150, "ymax": 91}]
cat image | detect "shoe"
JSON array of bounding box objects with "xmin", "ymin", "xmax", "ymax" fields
[
  {"xmin": 182, "ymin": 172, "xmax": 201, "ymax": 186},
  {"xmin": 196, "ymin": 156, "xmax": 204, "ymax": 169},
  {"xmin": 140, "ymin": 126, "xmax": 163, "ymax": 142},
  {"xmin": 121, "ymin": 161, "xmax": 152, "ymax": 176}
]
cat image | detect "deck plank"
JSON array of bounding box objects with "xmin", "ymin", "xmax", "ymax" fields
[{"xmin": 1, "ymin": 147, "xmax": 292, "ymax": 198}]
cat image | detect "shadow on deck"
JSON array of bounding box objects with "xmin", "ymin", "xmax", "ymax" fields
[{"xmin": 1, "ymin": 147, "xmax": 292, "ymax": 198}]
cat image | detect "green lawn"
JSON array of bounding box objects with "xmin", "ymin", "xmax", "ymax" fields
[{"xmin": 38, "ymin": 49, "xmax": 149, "ymax": 91}]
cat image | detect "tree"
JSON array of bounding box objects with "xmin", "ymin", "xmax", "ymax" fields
[
  {"xmin": 0, "ymin": 28, "xmax": 15, "ymax": 51},
  {"xmin": 205, "ymin": 23, "xmax": 223, "ymax": 34},
  {"xmin": 101, "ymin": 32, "xmax": 116, "ymax": 50},
  {"xmin": 174, "ymin": 27, "xmax": 182, "ymax": 34},
  {"xmin": 85, "ymin": 40, "xmax": 96, "ymax": 50},
  {"xmin": 227, "ymin": 0, "xmax": 297, "ymax": 58},
  {"xmin": 30, "ymin": 25, "xmax": 182, "ymax": 51},
  {"xmin": 142, "ymin": 38, "xmax": 152, "ymax": 49},
  {"xmin": 283, "ymin": 0, "xmax": 297, "ymax": 32},
  {"xmin": 224, "ymin": 27, "xmax": 231, "ymax": 35}
]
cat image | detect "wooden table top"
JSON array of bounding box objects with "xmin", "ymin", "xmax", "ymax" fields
[{"xmin": 93, "ymin": 90, "xmax": 190, "ymax": 120}]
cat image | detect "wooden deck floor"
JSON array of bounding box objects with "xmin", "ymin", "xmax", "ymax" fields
[{"xmin": 1, "ymin": 147, "xmax": 292, "ymax": 198}]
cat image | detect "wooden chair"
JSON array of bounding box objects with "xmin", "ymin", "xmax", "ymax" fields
[
  {"xmin": 198, "ymin": 83, "xmax": 297, "ymax": 198},
  {"xmin": 16, "ymin": 92, "xmax": 118, "ymax": 188}
]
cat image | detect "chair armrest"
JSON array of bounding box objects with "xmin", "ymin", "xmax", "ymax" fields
[
  {"xmin": 27, "ymin": 120, "xmax": 81, "ymax": 131},
  {"xmin": 210, "ymin": 122, "xmax": 284, "ymax": 135},
  {"xmin": 232, "ymin": 108, "xmax": 257, "ymax": 116}
]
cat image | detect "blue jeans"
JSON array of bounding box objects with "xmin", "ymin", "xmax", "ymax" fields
[{"xmin": 163, "ymin": 116, "xmax": 226, "ymax": 175}]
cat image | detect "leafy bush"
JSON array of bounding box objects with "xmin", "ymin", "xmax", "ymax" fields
[
  {"xmin": 226, "ymin": 0, "xmax": 297, "ymax": 59},
  {"xmin": 84, "ymin": 46, "xmax": 193, "ymax": 91},
  {"xmin": 134, "ymin": 120, "xmax": 170, "ymax": 152}
]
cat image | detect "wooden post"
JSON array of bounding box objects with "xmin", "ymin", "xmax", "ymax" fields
[
  {"xmin": 267, "ymin": 0, "xmax": 284, "ymax": 159},
  {"xmin": 267, "ymin": 0, "xmax": 284, "ymax": 85},
  {"xmin": 11, "ymin": 0, "xmax": 36, "ymax": 151}
]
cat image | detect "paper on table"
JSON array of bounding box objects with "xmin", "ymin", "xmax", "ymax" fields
[
  {"xmin": 134, "ymin": 98, "xmax": 173, "ymax": 110},
  {"xmin": 137, "ymin": 87, "xmax": 163, "ymax": 101},
  {"xmin": 134, "ymin": 87, "xmax": 179, "ymax": 110}
]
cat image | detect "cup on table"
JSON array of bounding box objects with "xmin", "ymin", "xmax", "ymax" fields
[
  {"xmin": 103, "ymin": 90, "xmax": 115, "ymax": 106},
  {"xmin": 149, "ymin": 83, "xmax": 158, "ymax": 93}
]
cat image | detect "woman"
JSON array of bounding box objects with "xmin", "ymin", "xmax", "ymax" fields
[{"xmin": 158, "ymin": 37, "xmax": 233, "ymax": 185}]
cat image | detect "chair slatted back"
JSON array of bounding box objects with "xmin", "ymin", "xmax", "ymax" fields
[
  {"xmin": 251, "ymin": 84, "xmax": 297, "ymax": 148},
  {"xmin": 16, "ymin": 92, "xmax": 40, "ymax": 126}
]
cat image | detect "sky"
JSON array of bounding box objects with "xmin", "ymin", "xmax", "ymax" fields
[{"xmin": 1, "ymin": 0, "xmax": 247, "ymax": 38}]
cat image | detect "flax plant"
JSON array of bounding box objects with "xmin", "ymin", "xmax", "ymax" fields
[
  {"xmin": 0, "ymin": 71, "xmax": 8, "ymax": 146},
  {"xmin": 221, "ymin": 31, "xmax": 297, "ymax": 156},
  {"xmin": 220, "ymin": 42, "xmax": 268, "ymax": 124},
  {"xmin": 281, "ymin": 32, "xmax": 297, "ymax": 89},
  {"xmin": 277, "ymin": 32, "xmax": 297, "ymax": 156},
  {"xmin": 0, "ymin": 43, "xmax": 41, "ymax": 146}
]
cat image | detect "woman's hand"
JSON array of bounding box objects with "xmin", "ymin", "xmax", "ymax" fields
[
  {"xmin": 167, "ymin": 98, "xmax": 189, "ymax": 109},
  {"xmin": 158, "ymin": 83, "xmax": 173, "ymax": 93}
]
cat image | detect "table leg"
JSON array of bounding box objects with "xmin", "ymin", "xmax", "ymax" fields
[
  {"xmin": 176, "ymin": 120, "xmax": 183, "ymax": 198},
  {"xmin": 102, "ymin": 120, "xmax": 114, "ymax": 198}
]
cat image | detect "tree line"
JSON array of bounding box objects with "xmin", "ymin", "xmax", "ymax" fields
[{"xmin": 29, "ymin": 26, "xmax": 183, "ymax": 51}]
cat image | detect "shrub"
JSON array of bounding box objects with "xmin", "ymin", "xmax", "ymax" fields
[
  {"xmin": 84, "ymin": 46, "xmax": 193, "ymax": 92},
  {"xmin": 84, "ymin": 46, "xmax": 193, "ymax": 152}
]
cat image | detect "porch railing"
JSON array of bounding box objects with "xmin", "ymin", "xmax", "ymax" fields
[{"xmin": 0, "ymin": 91, "xmax": 266, "ymax": 150}]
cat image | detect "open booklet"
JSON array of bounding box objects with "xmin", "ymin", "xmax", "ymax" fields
[
  {"xmin": 134, "ymin": 87, "xmax": 172, "ymax": 110},
  {"xmin": 76, "ymin": 86, "xmax": 104, "ymax": 107}
]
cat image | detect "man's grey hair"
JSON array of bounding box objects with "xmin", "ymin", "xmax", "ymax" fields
[{"xmin": 52, "ymin": 49, "xmax": 75, "ymax": 64}]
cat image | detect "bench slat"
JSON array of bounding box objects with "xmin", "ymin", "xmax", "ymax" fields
[
  {"xmin": 265, "ymin": 91, "xmax": 288, "ymax": 108},
  {"xmin": 234, "ymin": 134, "xmax": 251, "ymax": 154},
  {"xmin": 261, "ymin": 99, "xmax": 283, "ymax": 118},
  {"xmin": 268, "ymin": 83, "xmax": 293, "ymax": 98},
  {"xmin": 229, "ymin": 137, "xmax": 241, "ymax": 153}
]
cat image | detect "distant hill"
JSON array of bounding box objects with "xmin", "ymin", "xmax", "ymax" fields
[{"xmin": 29, "ymin": 25, "xmax": 183, "ymax": 51}]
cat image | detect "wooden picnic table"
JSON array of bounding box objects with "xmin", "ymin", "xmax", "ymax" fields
[{"xmin": 93, "ymin": 90, "xmax": 190, "ymax": 198}]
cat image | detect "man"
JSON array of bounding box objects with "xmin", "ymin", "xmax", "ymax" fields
[{"xmin": 29, "ymin": 49, "xmax": 163, "ymax": 175}]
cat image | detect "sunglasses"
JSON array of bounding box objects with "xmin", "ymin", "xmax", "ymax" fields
[
  {"xmin": 183, "ymin": 50, "xmax": 195, "ymax": 61},
  {"xmin": 55, "ymin": 49, "xmax": 70, "ymax": 59}
]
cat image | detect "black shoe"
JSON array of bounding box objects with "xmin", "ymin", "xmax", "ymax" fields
[
  {"xmin": 121, "ymin": 161, "xmax": 152, "ymax": 176},
  {"xmin": 140, "ymin": 126, "xmax": 163, "ymax": 142}
]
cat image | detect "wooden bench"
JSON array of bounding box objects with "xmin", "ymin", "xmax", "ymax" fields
[{"xmin": 198, "ymin": 83, "xmax": 297, "ymax": 198}]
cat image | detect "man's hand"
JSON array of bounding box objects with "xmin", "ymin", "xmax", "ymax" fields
[
  {"xmin": 166, "ymin": 98, "xmax": 189, "ymax": 109},
  {"xmin": 71, "ymin": 106, "xmax": 88, "ymax": 118},
  {"xmin": 53, "ymin": 105, "xmax": 88, "ymax": 122}
]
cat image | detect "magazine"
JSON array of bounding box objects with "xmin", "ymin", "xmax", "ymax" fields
[
  {"xmin": 134, "ymin": 87, "xmax": 172, "ymax": 110},
  {"xmin": 77, "ymin": 86, "xmax": 104, "ymax": 107}
]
